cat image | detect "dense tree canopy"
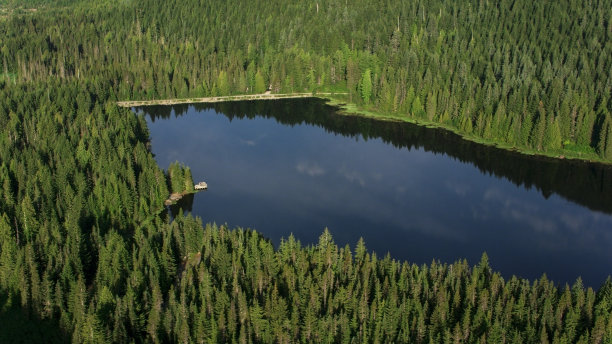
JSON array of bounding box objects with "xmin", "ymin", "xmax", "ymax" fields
[
  {"xmin": 0, "ymin": 0, "xmax": 611, "ymax": 342},
  {"xmin": 1, "ymin": 0, "xmax": 611, "ymax": 158}
]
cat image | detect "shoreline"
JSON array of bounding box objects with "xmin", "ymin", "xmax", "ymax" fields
[
  {"xmin": 120, "ymin": 93, "xmax": 611, "ymax": 166},
  {"xmin": 164, "ymin": 190, "xmax": 199, "ymax": 206},
  {"xmin": 117, "ymin": 92, "xmax": 347, "ymax": 107},
  {"xmin": 322, "ymin": 97, "xmax": 612, "ymax": 167}
]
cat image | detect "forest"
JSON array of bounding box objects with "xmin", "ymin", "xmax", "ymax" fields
[
  {"xmin": 2, "ymin": 0, "xmax": 611, "ymax": 161},
  {"xmin": 0, "ymin": 0, "xmax": 611, "ymax": 342}
]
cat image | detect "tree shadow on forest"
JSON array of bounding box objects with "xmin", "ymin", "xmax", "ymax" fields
[{"xmin": 0, "ymin": 290, "xmax": 69, "ymax": 344}]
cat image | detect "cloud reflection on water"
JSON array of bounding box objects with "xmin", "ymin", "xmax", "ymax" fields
[{"xmin": 141, "ymin": 101, "xmax": 612, "ymax": 287}]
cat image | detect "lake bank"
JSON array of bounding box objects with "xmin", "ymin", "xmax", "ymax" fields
[
  {"xmin": 164, "ymin": 182, "xmax": 207, "ymax": 206},
  {"xmin": 117, "ymin": 92, "xmax": 347, "ymax": 107},
  {"xmin": 323, "ymin": 96, "xmax": 612, "ymax": 166},
  {"xmin": 121, "ymin": 93, "xmax": 611, "ymax": 166},
  {"xmin": 137, "ymin": 99, "xmax": 612, "ymax": 286}
]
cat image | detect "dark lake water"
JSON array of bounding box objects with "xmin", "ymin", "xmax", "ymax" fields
[{"xmin": 136, "ymin": 99, "xmax": 612, "ymax": 287}]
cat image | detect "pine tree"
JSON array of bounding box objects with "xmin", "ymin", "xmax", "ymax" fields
[
  {"xmin": 599, "ymin": 118, "xmax": 612, "ymax": 159},
  {"xmin": 184, "ymin": 167, "xmax": 194, "ymax": 192},
  {"xmin": 405, "ymin": 86, "xmax": 415, "ymax": 114},
  {"xmin": 576, "ymin": 107, "xmax": 595, "ymax": 147},
  {"xmin": 254, "ymin": 71, "xmax": 266, "ymax": 94},
  {"xmin": 519, "ymin": 114, "xmax": 533, "ymax": 147},
  {"xmin": 0, "ymin": 213, "xmax": 17, "ymax": 289},
  {"xmin": 411, "ymin": 96, "xmax": 425, "ymax": 118},
  {"xmin": 426, "ymin": 91, "xmax": 437, "ymax": 121},
  {"xmin": 359, "ymin": 69, "xmax": 372, "ymax": 104},
  {"xmin": 531, "ymin": 111, "xmax": 547, "ymax": 151},
  {"xmin": 217, "ymin": 70, "xmax": 230, "ymax": 96},
  {"xmin": 20, "ymin": 194, "xmax": 38, "ymax": 242},
  {"xmin": 543, "ymin": 116, "xmax": 562, "ymax": 151},
  {"xmin": 605, "ymin": 124, "xmax": 612, "ymax": 160}
]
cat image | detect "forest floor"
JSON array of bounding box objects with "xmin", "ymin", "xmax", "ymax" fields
[{"xmin": 116, "ymin": 92, "xmax": 347, "ymax": 107}]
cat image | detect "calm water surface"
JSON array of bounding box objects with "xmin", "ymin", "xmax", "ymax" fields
[{"xmin": 136, "ymin": 99, "xmax": 612, "ymax": 287}]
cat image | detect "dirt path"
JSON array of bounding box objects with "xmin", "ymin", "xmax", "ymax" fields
[{"xmin": 117, "ymin": 92, "xmax": 347, "ymax": 107}]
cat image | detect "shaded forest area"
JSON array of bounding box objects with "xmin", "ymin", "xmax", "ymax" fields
[{"xmin": 1, "ymin": 0, "xmax": 612, "ymax": 342}]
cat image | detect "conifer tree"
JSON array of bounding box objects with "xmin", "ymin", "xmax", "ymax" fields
[
  {"xmin": 543, "ymin": 116, "xmax": 562, "ymax": 151},
  {"xmin": 254, "ymin": 71, "xmax": 267, "ymax": 94},
  {"xmin": 599, "ymin": 118, "xmax": 612, "ymax": 159},
  {"xmin": 426, "ymin": 91, "xmax": 437, "ymax": 121},
  {"xmin": 359, "ymin": 69, "xmax": 372, "ymax": 104},
  {"xmin": 217, "ymin": 71, "xmax": 230, "ymax": 96}
]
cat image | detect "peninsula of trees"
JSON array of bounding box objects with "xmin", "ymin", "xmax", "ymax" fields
[{"xmin": 0, "ymin": 0, "xmax": 611, "ymax": 342}]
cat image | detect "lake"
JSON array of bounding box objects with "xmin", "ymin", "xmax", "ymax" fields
[{"xmin": 135, "ymin": 98, "xmax": 612, "ymax": 287}]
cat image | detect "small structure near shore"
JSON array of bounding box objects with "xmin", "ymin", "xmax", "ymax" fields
[{"xmin": 164, "ymin": 181, "xmax": 208, "ymax": 206}]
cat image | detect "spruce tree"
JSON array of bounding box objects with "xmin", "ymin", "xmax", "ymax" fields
[
  {"xmin": 604, "ymin": 121, "xmax": 612, "ymax": 160},
  {"xmin": 359, "ymin": 69, "xmax": 372, "ymax": 104},
  {"xmin": 254, "ymin": 71, "xmax": 267, "ymax": 94},
  {"xmin": 217, "ymin": 71, "xmax": 230, "ymax": 96},
  {"xmin": 543, "ymin": 116, "xmax": 562, "ymax": 151}
]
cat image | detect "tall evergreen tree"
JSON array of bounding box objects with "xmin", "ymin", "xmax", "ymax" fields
[{"xmin": 359, "ymin": 69, "xmax": 372, "ymax": 104}]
